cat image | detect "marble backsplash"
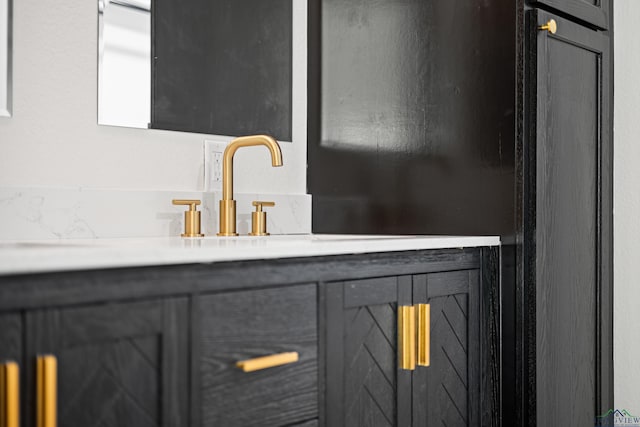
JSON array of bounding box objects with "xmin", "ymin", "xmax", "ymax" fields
[{"xmin": 0, "ymin": 187, "xmax": 311, "ymax": 240}]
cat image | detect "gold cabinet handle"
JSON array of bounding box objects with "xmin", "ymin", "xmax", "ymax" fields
[
  {"xmin": 417, "ymin": 304, "xmax": 431, "ymax": 367},
  {"xmin": 37, "ymin": 355, "xmax": 57, "ymax": 427},
  {"xmin": 398, "ymin": 305, "xmax": 416, "ymax": 370},
  {"xmin": 236, "ymin": 352, "xmax": 299, "ymax": 372},
  {"xmin": 0, "ymin": 361, "xmax": 19, "ymax": 427},
  {"xmin": 539, "ymin": 19, "xmax": 557, "ymax": 34}
]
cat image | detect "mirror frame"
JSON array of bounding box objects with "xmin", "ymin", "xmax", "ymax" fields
[{"xmin": 0, "ymin": 0, "xmax": 11, "ymax": 117}]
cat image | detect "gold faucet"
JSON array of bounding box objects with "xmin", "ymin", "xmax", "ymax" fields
[{"xmin": 217, "ymin": 135, "xmax": 283, "ymax": 236}]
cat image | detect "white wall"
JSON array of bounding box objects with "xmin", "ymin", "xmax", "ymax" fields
[
  {"xmin": 614, "ymin": 0, "xmax": 640, "ymax": 409},
  {"xmin": 0, "ymin": 0, "xmax": 307, "ymax": 195}
]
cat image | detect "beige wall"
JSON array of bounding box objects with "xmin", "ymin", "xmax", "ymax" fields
[
  {"xmin": 614, "ymin": 0, "xmax": 640, "ymax": 409},
  {"xmin": 0, "ymin": 0, "xmax": 307, "ymax": 194}
]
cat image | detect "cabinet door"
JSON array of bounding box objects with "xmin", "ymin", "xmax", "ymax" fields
[
  {"xmin": 529, "ymin": 0, "xmax": 609, "ymax": 30},
  {"xmin": 324, "ymin": 276, "xmax": 412, "ymax": 427},
  {"xmin": 527, "ymin": 10, "xmax": 612, "ymax": 426},
  {"xmin": 411, "ymin": 271, "xmax": 480, "ymax": 427},
  {"xmin": 0, "ymin": 313, "xmax": 21, "ymax": 363},
  {"xmin": 0, "ymin": 314, "xmax": 22, "ymax": 426},
  {"xmin": 25, "ymin": 299, "xmax": 189, "ymax": 427},
  {"xmin": 195, "ymin": 284, "xmax": 318, "ymax": 427}
]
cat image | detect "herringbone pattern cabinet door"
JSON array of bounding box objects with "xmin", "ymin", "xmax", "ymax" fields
[
  {"xmin": 323, "ymin": 270, "xmax": 482, "ymax": 427},
  {"xmin": 26, "ymin": 299, "xmax": 189, "ymax": 427},
  {"xmin": 344, "ymin": 303, "xmax": 397, "ymax": 427},
  {"xmin": 412, "ymin": 271, "xmax": 480, "ymax": 427},
  {"xmin": 324, "ymin": 275, "xmax": 412, "ymax": 427}
]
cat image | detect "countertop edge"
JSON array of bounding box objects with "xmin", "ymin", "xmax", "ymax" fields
[{"xmin": 0, "ymin": 235, "xmax": 500, "ymax": 276}]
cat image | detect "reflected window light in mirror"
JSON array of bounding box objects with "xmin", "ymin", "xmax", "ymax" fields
[
  {"xmin": 98, "ymin": 0, "xmax": 150, "ymax": 128},
  {"xmin": 0, "ymin": 0, "xmax": 11, "ymax": 117}
]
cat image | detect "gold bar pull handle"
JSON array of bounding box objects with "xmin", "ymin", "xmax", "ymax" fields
[
  {"xmin": 37, "ymin": 355, "xmax": 57, "ymax": 427},
  {"xmin": 1, "ymin": 361, "xmax": 19, "ymax": 427},
  {"xmin": 417, "ymin": 304, "xmax": 431, "ymax": 367},
  {"xmin": 236, "ymin": 352, "xmax": 299, "ymax": 373},
  {"xmin": 398, "ymin": 305, "xmax": 416, "ymax": 370}
]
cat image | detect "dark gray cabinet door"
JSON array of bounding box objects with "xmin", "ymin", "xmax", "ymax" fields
[
  {"xmin": 195, "ymin": 284, "xmax": 318, "ymax": 427},
  {"xmin": 529, "ymin": 0, "xmax": 609, "ymax": 30},
  {"xmin": 411, "ymin": 271, "xmax": 480, "ymax": 427},
  {"xmin": 527, "ymin": 10, "xmax": 612, "ymax": 426},
  {"xmin": 324, "ymin": 276, "xmax": 412, "ymax": 427},
  {"xmin": 25, "ymin": 299, "xmax": 189, "ymax": 427},
  {"xmin": 0, "ymin": 313, "xmax": 21, "ymax": 363},
  {"xmin": 0, "ymin": 313, "xmax": 22, "ymax": 424},
  {"xmin": 324, "ymin": 272, "xmax": 483, "ymax": 427}
]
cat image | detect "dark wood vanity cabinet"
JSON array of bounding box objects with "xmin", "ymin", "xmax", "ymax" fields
[{"xmin": 0, "ymin": 247, "xmax": 498, "ymax": 427}]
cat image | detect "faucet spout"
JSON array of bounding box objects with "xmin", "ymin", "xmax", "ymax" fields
[
  {"xmin": 222, "ymin": 135, "xmax": 283, "ymax": 201},
  {"xmin": 217, "ymin": 135, "xmax": 283, "ymax": 236}
]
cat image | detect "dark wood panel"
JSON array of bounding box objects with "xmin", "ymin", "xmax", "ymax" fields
[
  {"xmin": 412, "ymin": 271, "xmax": 480, "ymax": 427},
  {"xmin": 529, "ymin": 0, "xmax": 608, "ymax": 29},
  {"xmin": 196, "ymin": 285, "xmax": 317, "ymax": 427},
  {"xmin": 0, "ymin": 313, "xmax": 22, "ymax": 423},
  {"xmin": 152, "ymin": 0, "xmax": 292, "ymax": 140},
  {"xmin": 527, "ymin": 10, "xmax": 611, "ymax": 426},
  {"xmin": 323, "ymin": 276, "xmax": 412, "ymax": 427},
  {"xmin": 0, "ymin": 313, "xmax": 21, "ymax": 362},
  {"xmin": 25, "ymin": 299, "xmax": 189, "ymax": 427},
  {"xmin": 309, "ymin": 0, "xmax": 516, "ymax": 235},
  {"xmin": 424, "ymin": 271, "xmax": 470, "ymax": 298},
  {"xmin": 0, "ymin": 249, "xmax": 480, "ymax": 310},
  {"xmin": 480, "ymin": 247, "xmax": 501, "ymax": 427},
  {"xmin": 344, "ymin": 276, "xmax": 400, "ymax": 308}
]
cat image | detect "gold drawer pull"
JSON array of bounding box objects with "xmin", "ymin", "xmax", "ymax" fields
[
  {"xmin": 37, "ymin": 355, "xmax": 57, "ymax": 427},
  {"xmin": 398, "ymin": 305, "xmax": 416, "ymax": 370},
  {"xmin": 236, "ymin": 352, "xmax": 299, "ymax": 372},
  {"xmin": 1, "ymin": 361, "xmax": 19, "ymax": 427},
  {"xmin": 417, "ymin": 304, "xmax": 431, "ymax": 367}
]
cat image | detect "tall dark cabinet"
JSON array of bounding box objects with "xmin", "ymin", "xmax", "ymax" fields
[
  {"xmin": 519, "ymin": 8, "xmax": 613, "ymax": 427},
  {"xmin": 308, "ymin": 0, "xmax": 614, "ymax": 425}
]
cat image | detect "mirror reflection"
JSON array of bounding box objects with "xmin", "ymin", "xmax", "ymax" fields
[
  {"xmin": 97, "ymin": 0, "xmax": 294, "ymax": 141},
  {"xmin": 0, "ymin": 0, "xmax": 11, "ymax": 117},
  {"xmin": 98, "ymin": 0, "xmax": 150, "ymax": 128}
]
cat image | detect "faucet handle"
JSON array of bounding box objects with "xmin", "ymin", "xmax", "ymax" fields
[
  {"xmin": 249, "ymin": 201, "xmax": 275, "ymax": 236},
  {"xmin": 252, "ymin": 201, "xmax": 275, "ymax": 211},
  {"xmin": 172, "ymin": 199, "xmax": 201, "ymax": 209},
  {"xmin": 172, "ymin": 199, "xmax": 204, "ymax": 237}
]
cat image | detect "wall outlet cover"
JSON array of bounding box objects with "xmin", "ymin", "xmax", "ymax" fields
[{"xmin": 204, "ymin": 140, "xmax": 228, "ymax": 192}]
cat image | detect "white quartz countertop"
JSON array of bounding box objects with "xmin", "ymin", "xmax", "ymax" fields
[{"xmin": 0, "ymin": 234, "xmax": 500, "ymax": 275}]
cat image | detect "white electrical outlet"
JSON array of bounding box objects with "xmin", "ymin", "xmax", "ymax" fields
[{"xmin": 204, "ymin": 140, "xmax": 228, "ymax": 191}]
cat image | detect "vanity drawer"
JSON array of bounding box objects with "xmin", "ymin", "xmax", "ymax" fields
[{"xmin": 196, "ymin": 284, "xmax": 318, "ymax": 427}]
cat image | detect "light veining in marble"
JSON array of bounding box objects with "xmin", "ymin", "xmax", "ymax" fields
[{"xmin": 0, "ymin": 187, "xmax": 311, "ymax": 240}]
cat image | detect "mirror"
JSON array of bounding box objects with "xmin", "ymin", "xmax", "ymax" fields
[
  {"xmin": 98, "ymin": 0, "xmax": 296, "ymax": 142},
  {"xmin": 98, "ymin": 0, "xmax": 150, "ymax": 128},
  {"xmin": 0, "ymin": 0, "xmax": 11, "ymax": 117}
]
